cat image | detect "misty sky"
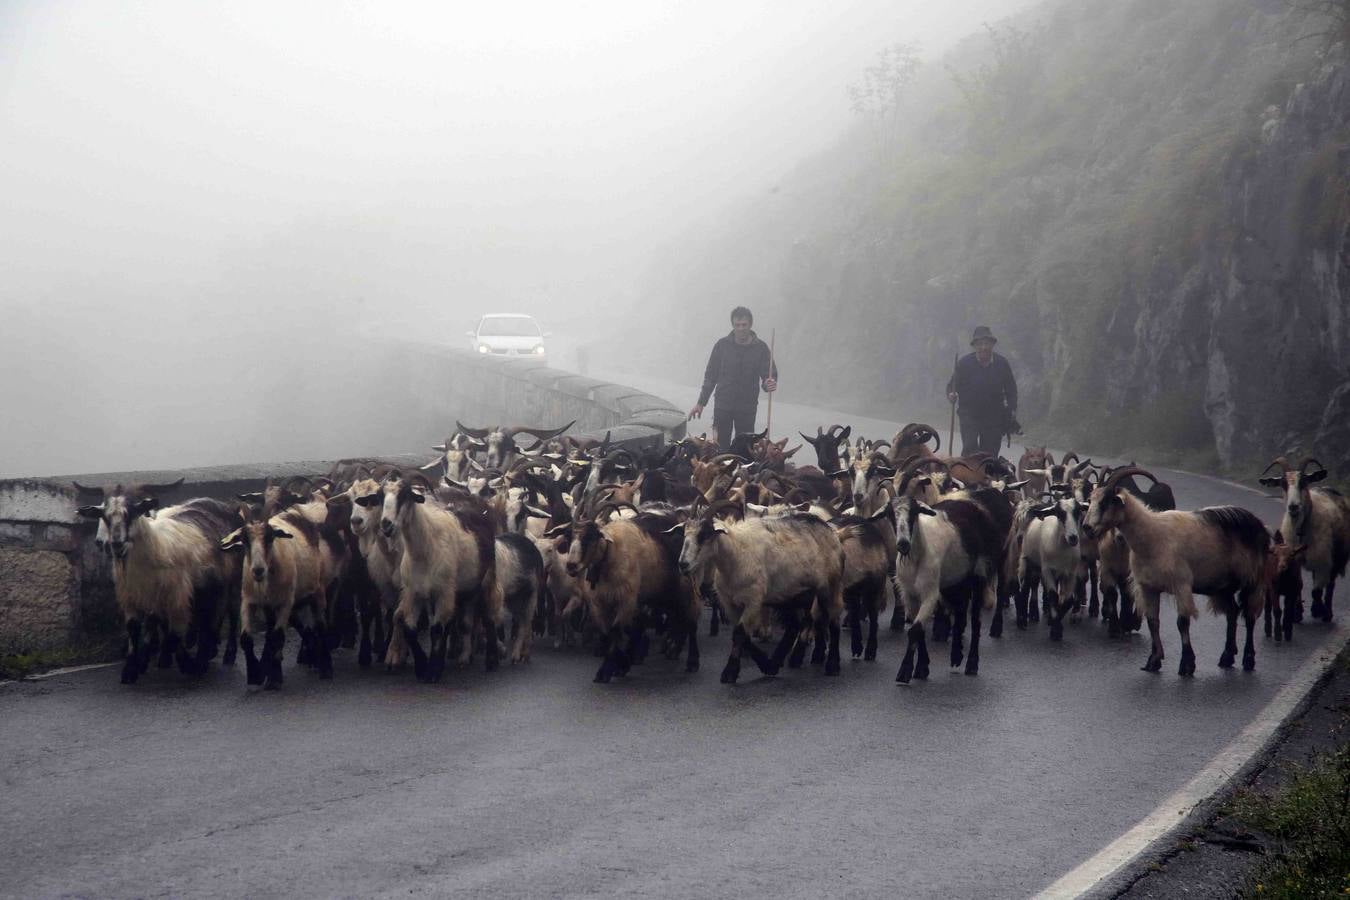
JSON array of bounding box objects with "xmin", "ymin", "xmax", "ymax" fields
[{"xmin": 1, "ymin": 0, "xmax": 1032, "ymax": 476}]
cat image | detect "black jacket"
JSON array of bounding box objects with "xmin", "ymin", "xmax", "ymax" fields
[
  {"xmin": 947, "ymin": 352, "xmax": 1017, "ymax": 422},
  {"xmin": 697, "ymin": 330, "xmax": 778, "ymax": 411}
]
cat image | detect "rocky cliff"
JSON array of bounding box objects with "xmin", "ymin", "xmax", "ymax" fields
[{"xmin": 642, "ymin": 0, "xmax": 1349, "ymax": 473}]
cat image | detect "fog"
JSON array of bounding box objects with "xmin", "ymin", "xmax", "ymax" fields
[{"xmin": 1, "ymin": 0, "xmax": 1032, "ymax": 477}]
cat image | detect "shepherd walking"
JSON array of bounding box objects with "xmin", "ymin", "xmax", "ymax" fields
[
  {"xmin": 946, "ymin": 325, "xmax": 1018, "ymax": 456},
  {"xmin": 688, "ymin": 306, "xmax": 778, "ymax": 446}
]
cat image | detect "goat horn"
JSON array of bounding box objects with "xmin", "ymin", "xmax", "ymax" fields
[
  {"xmin": 455, "ymin": 421, "xmax": 493, "ymax": 439},
  {"xmin": 1069, "ymin": 457, "xmax": 1095, "ymax": 475},
  {"xmin": 1061, "ymin": 452, "xmax": 1081, "ymax": 466},
  {"xmin": 1259, "ymin": 457, "xmax": 1291, "ymax": 479},
  {"xmin": 1102, "ymin": 466, "xmax": 1158, "ymax": 491},
  {"xmin": 131, "ymin": 477, "xmax": 185, "ymax": 497},
  {"xmin": 508, "ymin": 421, "xmax": 577, "ymax": 441},
  {"xmin": 1299, "ymin": 457, "xmax": 1327, "ymax": 476},
  {"xmin": 71, "ymin": 481, "xmax": 105, "ymax": 497}
]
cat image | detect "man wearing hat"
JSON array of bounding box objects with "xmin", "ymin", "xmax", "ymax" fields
[{"xmin": 946, "ymin": 325, "xmax": 1018, "ymax": 456}]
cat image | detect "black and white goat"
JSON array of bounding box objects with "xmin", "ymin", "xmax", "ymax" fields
[
  {"xmin": 891, "ymin": 494, "xmax": 1002, "ymax": 682},
  {"xmin": 1017, "ymin": 495, "xmax": 1089, "ymax": 641},
  {"xmin": 455, "ymin": 420, "xmax": 576, "ymax": 470},
  {"xmin": 1259, "ymin": 457, "xmax": 1350, "ymax": 622}
]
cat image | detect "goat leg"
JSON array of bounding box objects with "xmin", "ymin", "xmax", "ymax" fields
[
  {"xmin": 989, "ymin": 575, "xmax": 1005, "ymax": 639},
  {"xmin": 1326, "ymin": 578, "xmax": 1338, "ymax": 622},
  {"xmin": 1087, "ymin": 564, "xmax": 1099, "ymax": 619},
  {"xmin": 864, "ymin": 604, "xmax": 879, "ymax": 661},
  {"xmin": 1241, "ymin": 596, "xmax": 1258, "ymax": 671},
  {"xmin": 1047, "ymin": 589, "xmax": 1065, "ymax": 642},
  {"xmin": 262, "ymin": 627, "xmax": 286, "ymax": 690},
  {"xmin": 914, "ymin": 627, "xmax": 930, "ymax": 680},
  {"xmin": 1176, "ymin": 615, "xmax": 1196, "ymax": 677},
  {"xmin": 896, "ymin": 622, "xmax": 921, "ymax": 684},
  {"xmin": 684, "ymin": 618, "xmax": 700, "ymax": 673},
  {"xmin": 1218, "ymin": 602, "xmax": 1238, "ymax": 669},
  {"xmin": 1142, "ymin": 614, "xmax": 1163, "ymax": 672},
  {"xmin": 1311, "ymin": 586, "xmax": 1326, "ymax": 621},
  {"xmin": 739, "ymin": 626, "xmax": 779, "ymax": 677},
  {"xmin": 482, "ymin": 615, "xmax": 500, "ymax": 673},
  {"xmin": 720, "ymin": 626, "xmax": 744, "ymax": 684},
  {"xmin": 121, "ymin": 618, "xmax": 143, "ymax": 685},
  {"xmin": 1283, "ymin": 589, "xmax": 1297, "ymax": 642},
  {"xmin": 239, "ymin": 631, "xmax": 262, "ymax": 686},
  {"xmin": 965, "ymin": 594, "xmax": 982, "ymax": 676},
  {"xmin": 403, "ymin": 623, "xmax": 430, "ymax": 682},
  {"xmin": 824, "ymin": 617, "xmax": 841, "ymax": 676},
  {"xmin": 948, "ymin": 596, "xmax": 967, "ymax": 668},
  {"xmin": 222, "ymin": 602, "xmax": 239, "ymax": 667},
  {"xmin": 769, "ymin": 610, "xmax": 801, "ymax": 671},
  {"xmin": 1014, "ymin": 580, "xmax": 1029, "ymax": 630},
  {"xmin": 848, "ymin": 594, "xmax": 864, "ymax": 659}
]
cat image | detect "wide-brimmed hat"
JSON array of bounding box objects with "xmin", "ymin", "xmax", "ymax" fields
[{"xmin": 970, "ymin": 325, "xmax": 998, "ymax": 346}]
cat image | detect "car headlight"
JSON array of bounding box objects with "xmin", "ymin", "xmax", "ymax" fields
[
  {"xmin": 534, "ymin": 345, "xmax": 546, "ymax": 355},
  {"xmin": 478, "ymin": 344, "xmax": 489, "ymax": 354}
]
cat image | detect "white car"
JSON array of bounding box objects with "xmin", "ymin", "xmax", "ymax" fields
[{"xmin": 467, "ymin": 314, "xmax": 550, "ymax": 360}]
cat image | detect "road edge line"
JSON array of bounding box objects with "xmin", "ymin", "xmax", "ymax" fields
[
  {"xmin": 1036, "ymin": 623, "xmax": 1349, "ymax": 899},
  {"xmin": 0, "ymin": 661, "xmax": 119, "ymax": 689}
]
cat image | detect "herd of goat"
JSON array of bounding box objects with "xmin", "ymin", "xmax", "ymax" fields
[{"xmin": 69, "ymin": 419, "xmax": 1346, "ymax": 690}]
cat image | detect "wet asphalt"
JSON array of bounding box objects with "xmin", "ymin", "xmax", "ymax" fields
[{"xmin": 0, "ymin": 384, "xmax": 1338, "ymax": 899}]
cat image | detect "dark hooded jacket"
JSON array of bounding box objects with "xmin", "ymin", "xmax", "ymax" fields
[{"xmin": 697, "ymin": 330, "xmax": 778, "ymax": 411}]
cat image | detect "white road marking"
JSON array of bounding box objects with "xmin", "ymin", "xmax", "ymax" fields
[
  {"xmin": 0, "ymin": 661, "xmax": 118, "ymax": 688},
  {"xmin": 1037, "ymin": 623, "xmax": 1349, "ymax": 899}
]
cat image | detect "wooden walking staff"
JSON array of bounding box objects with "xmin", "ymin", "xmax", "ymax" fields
[
  {"xmin": 948, "ymin": 348, "xmax": 958, "ymax": 455},
  {"xmin": 765, "ymin": 328, "xmax": 776, "ymax": 438}
]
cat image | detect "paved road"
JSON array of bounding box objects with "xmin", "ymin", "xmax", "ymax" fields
[{"xmin": 1, "ymin": 379, "xmax": 1339, "ymax": 899}]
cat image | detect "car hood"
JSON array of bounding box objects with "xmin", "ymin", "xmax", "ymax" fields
[{"xmin": 477, "ymin": 335, "xmax": 541, "ymax": 348}]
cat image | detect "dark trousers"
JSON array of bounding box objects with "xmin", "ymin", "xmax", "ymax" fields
[
  {"xmin": 713, "ymin": 406, "xmax": 757, "ymax": 446},
  {"xmin": 959, "ymin": 413, "xmax": 1004, "ymax": 457}
]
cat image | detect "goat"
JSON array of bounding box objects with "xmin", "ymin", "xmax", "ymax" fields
[
  {"xmin": 332, "ymin": 477, "xmax": 404, "ymax": 668},
  {"xmin": 494, "ymin": 532, "xmax": 545, "ymax": 663},
  {"xmin": 675, "ymin": 506, "xmax": 844, "ymax": 683},
  {"xmin": 1264, "ymin": 531, "xmax": 1306, "ymax": 643},
  {"xmin": 887, "ymin": 423, "xmax": 941, "ymax": 468},
  {"xmin": 1017, "ymin": 447, "xmax": 1053, "ymax": 499},
  {"xmin": 1259, "ymin": 456, "xmax": 1350, "ymax": 622},
  {"xmin": 355, "ymin": 470, "xmax": 497, "ymax": 683},
  {"xmin": 76, "ymin": 482, "xmax": 241, "ymax": 683},
  {"xmin": 221, "ymin": 508, "xmax": 332, "ymax": 688},
  {"xmin": 426, "ymin": 431, "xmax": 488, "ymax": 482},
  {"xmin": 1097, "ymin": 526, "xmax": 1138, "ymax": 638},
  {"xmin": 891, "ymin": 495, "xmax": 1002, "ymax": 682},
  {"xmin": 800, "ymin": 425, "xmax": 851, "ymax": 473},
  {"xmin": 1017, "ymin": 495, "xmax": 1089, "ymax": 641},
  {"xmin": 455, "ymin": 420, "xmax": 576, "ymax": 469},
  {"xmin": 559, "ymin": 509, "xmax": 700, "ymax": 682},
  {"xmin": 1085, "ymin": 467, "xmax": 1269, "ymax": 675},
  {"xmin": 835, "ymin": 505, "xmax": 896, "ymax": 660}
]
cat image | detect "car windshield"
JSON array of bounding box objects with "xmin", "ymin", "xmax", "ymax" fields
[{"xmin": 478, "ymin": 317, "xmax": 540, "ymax": 337}]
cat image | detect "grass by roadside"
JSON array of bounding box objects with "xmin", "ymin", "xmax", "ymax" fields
[
  {"xmin": 1228, "ymin": 709, "xmax": 1350, "ymax": 899},
  {"xmin": 0, "ymin": 638, "xmax": 120, "ymax": 681}
]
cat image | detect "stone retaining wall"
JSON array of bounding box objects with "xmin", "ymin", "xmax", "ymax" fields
[{"xmin": 0, "ymin": 345, "xmax": 685, "ymax": 655}]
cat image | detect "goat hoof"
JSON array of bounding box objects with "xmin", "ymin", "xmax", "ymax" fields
[
  {"xmin": 686, "ymin": 659, "xmax": 700, "ymax": 674},
  {"xmin": 1243, "ymin": 653, "xmax": 1256, "ymax": 671},
  {"xmin": 1142, "ymin": 657, "xmax": 1162, "ymax": 673},
  {"xmin": 1218, "ymin": 652, "xmax": 1235, "ymax": 669},
  {"xmin": 719, "ymin": 664, "xmax": 739, "ymax": 684},
  {"xmin": 964, "ymin": 659, "xmax": 979, "ymax": 676},
  {"xmin": 896, "ymin": 669, "xmax": 912, "ymax": 684},
  {"xmin": 863, "ymin": 648, "xmax": 877, "ymax": 662},
  {"xmin": 989, "ymin": 622, "xmax": 1003, "ymax": 639}
]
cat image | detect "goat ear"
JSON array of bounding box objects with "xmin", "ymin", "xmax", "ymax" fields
[
  {"xmin": 1258, "ymin": 476, "xmax": 1283, "ymax": 487},
  {"xmin": 77, "ymin": 505, "xmax": 104, "ymax": 519},
  {"xmin": 432, "ymin": 444, "xmax": 448, "ymax": 453},
  {"xmin": 711, "ymin": 521, "xmax": 728, "ymax": 534},
  {"xmin": 269, "ymin": 526, "xmax": 294, "ymax": 540},
  {"xmin": 219, "ymin": 528, "xmax": 246, "ymax": 551},
  {"xmin": 663, "ymin": 522, "xmax": 685, "ymax": 535},
  {"xmin": 525, "ymin": 506, "xmax": 552, "ymax": 519},
  {"xmin": 354, "ymin": 492, "xmax": 383, "ymax": 508},
  {"xmin": 419, "ymin": 459, "xmax": 441, "ymax": 471},
  {"xmin": 238, "ymin": 491, "xmax": 264, "ymax": 503},
  {"xmin": 828, "ymin": 469, "xmax": 848, "ymax": 479},
  {"xmin": 916, "ymin": 503, "xmax": 937, "ymax": 517},
  {"xmin": 1305, "ymin": 470, "xmax": 1328, "ymax": 484},
  {"xmin": 1273, "ymin": 529, "xmax": 1284, "ymax": 544}
]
